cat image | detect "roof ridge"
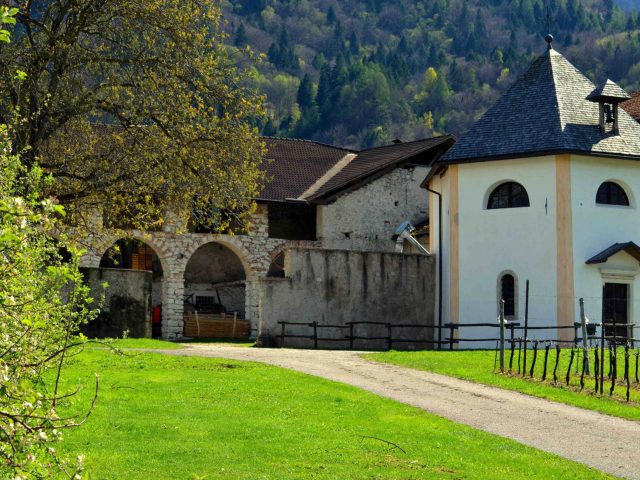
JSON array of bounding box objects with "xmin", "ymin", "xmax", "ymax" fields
[
  {"xmin": 262, "ymin": 136, "xmax": 357, "ymax": 153},
  {"xmin": 358, "ymin": 134, "xmax": 453, "ymax": 153}
]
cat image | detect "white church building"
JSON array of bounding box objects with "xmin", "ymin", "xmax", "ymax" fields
[{"xmin": 424, "ymin": 36, "xmax": 640, "ymax": 345}]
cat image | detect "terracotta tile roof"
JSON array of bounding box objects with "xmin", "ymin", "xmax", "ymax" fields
[
  {"xmin": 622, "ymin": 92, "xmax": 640, "ymax": 122},
  {"xmin": 440, "ymin": 48, "xmax": 640, "ymax": 164},
  {"xmin": 306, "ymin": 136, "xmax": 454, "ymax": 202},
  {"xmin": 258, "ymin": 137, "xmax": 355, "ymax": 202}
]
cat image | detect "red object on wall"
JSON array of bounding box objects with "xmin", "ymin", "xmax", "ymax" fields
[{"xmin": 152, "ymin": 306, "xmax": 162, "ymax": 324}]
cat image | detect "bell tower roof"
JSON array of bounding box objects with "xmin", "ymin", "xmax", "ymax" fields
[{"xmin": 587, "ymin": 79, "xmax": 631, "ymax": 103}]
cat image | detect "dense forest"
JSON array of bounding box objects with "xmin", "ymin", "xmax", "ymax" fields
[{"xmin": 221, "ymin": 0, "xmax": 640, "ymax": 148}]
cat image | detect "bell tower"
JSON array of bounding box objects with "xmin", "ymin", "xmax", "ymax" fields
[{"xmin": 587, "ymin": 79, "xmax": 631, "ymax": 135}]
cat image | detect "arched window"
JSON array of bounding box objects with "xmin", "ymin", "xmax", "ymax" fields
[
  {"xmin": 499, "ymin": 273, "xmax": 516, "ymax": 318},
  {"xmin": 596, "ymin": 181, "xmax": 629, "ymax": 206},
  {"xmin": 487, "ymin": 182, "xmax": 530, "ymax": 209}
]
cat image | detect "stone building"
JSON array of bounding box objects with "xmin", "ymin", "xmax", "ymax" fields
[{"xmin": 82, "ymin": 135, "xmax": 453, "ymax": 340}]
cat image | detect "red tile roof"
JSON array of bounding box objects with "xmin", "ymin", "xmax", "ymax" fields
[
  {"xmin": 258, "ymin": 135, "xmax": 455, "ymax": 203},
  {"xmin": 258, "ymin": 138, "xmax": 355, "ymax": 202},
  {"xmin": 622, "ymin": 92, "xmax": 640, "ymax": 122}
]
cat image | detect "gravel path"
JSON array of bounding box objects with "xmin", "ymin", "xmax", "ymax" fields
[{"xmin": 155, "ymin": 345, "xmax": 640, "ymax": 479}]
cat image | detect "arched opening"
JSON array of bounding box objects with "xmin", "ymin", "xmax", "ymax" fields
[
  {"xmin": 183, "ymin": 242, "xmax": 249, "ymax": 338},
  {"xmin": 596, "ymin": 181, "xmax": 630, "ymax": 206},
  {"xmin": 487, "ymin": 182, "xmax": 530, "ymax": 209},
  {"xmin": 100, "ymin": 239, "xmax": 164, "ymax": 337},
  {"xmin": 498, "ymin": 272, "xmax": 517, "ymax": 319},
  {"xmin": 267, "ymin": 252, "xmax": 286, "ymax": 278}
]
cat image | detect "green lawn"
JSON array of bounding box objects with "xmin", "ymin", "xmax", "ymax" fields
[
  {"xmin": 366, "ymin": 349, "xmax": 640, "ymax": 421},
  {"xmin": 54, "ymin": 348, "xmax": 612, "ymax": 479},
  {"xmin": 94, "ymin": 338, "xmax": 184, "ymax": 350}
]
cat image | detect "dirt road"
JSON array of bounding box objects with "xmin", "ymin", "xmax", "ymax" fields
[{"xmin": 155, "ymin": 345, "xmax": 640, "ymax": 479}]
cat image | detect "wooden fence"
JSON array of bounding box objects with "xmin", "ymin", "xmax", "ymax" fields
[{"xmin": 183, "ymin": 312, "xmax": 250, "ymax": 339}]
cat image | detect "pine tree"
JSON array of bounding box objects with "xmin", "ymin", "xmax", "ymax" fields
[
  {"xmin": 297, "ymin": 74, "xmax": 314, "ymax": 109},
  {"xmin": 234, "ymin": 22, "xmax": 248, "ymax": 47}
]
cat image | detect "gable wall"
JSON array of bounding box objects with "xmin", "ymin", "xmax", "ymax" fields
[{"xmin": 317, "ymin": 166, "xmax": 430, "ymax": 252}]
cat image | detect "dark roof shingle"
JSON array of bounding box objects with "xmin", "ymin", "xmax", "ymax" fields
[
  {"xmin": 440, "ymin": 48, "xmax": 640, "ymax": 164},
  {"xmin": 308, "ymin": 136, "xmax": 454, "ymax": 201},
  {"xmin": 586, "ymin": 242, "xmax": 640, "ymax": 264}
]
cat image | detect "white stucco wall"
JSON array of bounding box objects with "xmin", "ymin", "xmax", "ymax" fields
[
  {"xmin": 317, "ymin": 166, "xmax": 430, "ymax": 252},
  {"xmin": 436, "ymin": 157, "xmax": 561, "ymax": 345},
  {"xmin": 571, "ymin": 155, "xmax": 640, "ymax": 327}
]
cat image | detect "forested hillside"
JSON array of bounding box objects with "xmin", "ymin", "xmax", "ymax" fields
[{"xmin": 222, "ymin": 0, "xmax": 640, "ymax": 148}]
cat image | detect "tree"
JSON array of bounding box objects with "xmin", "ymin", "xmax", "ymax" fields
[
  {"xmin": 1, "ymin": 0, "xmax": 266, "ymax": 233},
  {"xmin": 296, "ymin": 74, "xmax": 314, "ymax": 109},
  {"xmin": 234, "ymin": 22, "xmax": 248, "ymax": 47},
  {"xmin": 0, "ymin": 9, "xmax": 96, "ymax": 477}
]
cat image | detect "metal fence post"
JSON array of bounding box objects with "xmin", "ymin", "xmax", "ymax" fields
[
  {"xmin": 387, "ymin": 323, "xmax": 392, "ymax": 351},
  {"xmin": 579, "ymin": 298, "xmax": 590, "ymax": 375},
  {"xmin": 499, "ymin": 300, "xmax": 506, "ymax": 373}
]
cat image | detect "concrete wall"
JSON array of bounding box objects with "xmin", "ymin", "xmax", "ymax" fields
[
  {"xmin": 258, "ymin": 248, "xmax": 435, "ymax": 350},
  {"xmin": 82, "ymin": 268, "xmax": 152, "ymax": 338},
  {"xmin": 318, "ymin": 167, "xmax": 429, "ymax": 252}
]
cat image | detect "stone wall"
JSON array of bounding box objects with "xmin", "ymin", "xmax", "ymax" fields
[
  {"xmin": 82, "ymin": 268, "xmax": 152, "ymax": 338},
  {"xmin": 79, "ymin": 205, "xmax": 316, "ymax": 339},
  {"xmin": 317, "ymin": 166, "xmax": 430, "ymax": 252},
  {"xmin": 258, "ymin": 248, "xmax": 435, "ymax": 350}
]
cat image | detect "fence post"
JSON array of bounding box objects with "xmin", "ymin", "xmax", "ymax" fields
[
  {"xmin": 579, "ymin": 298, "xmax": 590, "ymax": 375},
  {"xmin": 600, "ymin": 320, "xmax": 605, "ymax": 395},
  {"xmin": 523, "ymin": 280, "xmax": 530, "ymax": 376},
  {"xmin": 449, "ymin": 324, "xmax": 455, "ymax": 350},
  {"xmin": 387, "ymin": 324, "xmax": 392, "ymax": 351},
  {"xmin": 280, "ymin": 321, "xmax": 285, "ymax": 348},
  {"xmin": 349, "ymin": 323, "xmax": 354, "ymax": 350},
  {"xmin": 499, "ymin": 299, "xmax": 506, "ymax": 373},
  {"xmin": 312, "ymin": 321, "xmax": 318, "ymax": 349}
]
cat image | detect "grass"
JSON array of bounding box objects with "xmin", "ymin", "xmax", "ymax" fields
[
  {"xmin": 91, "ymin": 338, "xmax": 184, "ymax": 350},
  {"xmin": 179, "ymin": 338, "xmax": 255, "ymax": 348},
  {"xmin": 55, "ymin": 348, "xmax": 611, "ymax": 479},
  {"xmin": 366, "ymin": 348, "xmax": 640, "ymax": 421}
]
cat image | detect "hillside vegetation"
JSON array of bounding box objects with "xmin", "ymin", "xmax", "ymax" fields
[{"xmin": 223, "ymin": 0, "xmax": 640, "ymax": 148}]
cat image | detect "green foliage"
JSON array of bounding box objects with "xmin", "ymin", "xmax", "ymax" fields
[
  {"xmin": 1, "ymin": 0, "xmax": 266, "ymax": 233},
  {"xmin": 226, "ymin": 0, "xmax": 640, "ymax": 148},
  {"xmin": 0, "ymin": 124, "xmax": 98, "ymax": 478}
]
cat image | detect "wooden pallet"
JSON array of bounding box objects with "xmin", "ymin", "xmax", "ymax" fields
[{"xmin": 183, "ymin": 312, "xmax": 250, "ymax": 339}]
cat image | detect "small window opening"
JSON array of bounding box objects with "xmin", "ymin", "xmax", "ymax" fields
[
  {"xmin": 487, "ymin": 182, "xmax": 530, "ymax": 209},
  {"xmin": 500, "ymin": 274, "xmax": 516, "ymax": 317},
  {"xmin": 596, "ymin": 182, "xmax": 629, "ymax": 206}
]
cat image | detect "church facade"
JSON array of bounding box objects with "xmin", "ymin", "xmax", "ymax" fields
[{"xmin": 425, "ymin": 38, "xmax": 640, "ymax": 345}]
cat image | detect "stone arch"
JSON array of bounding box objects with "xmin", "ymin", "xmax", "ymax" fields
[
  {"xmin": 183, "ymin": 235, "xmax": 255, "ymax": 280},
  {"xmin": 98, "ymin": 233, "xmax": 172, "ymax": 275},
  {"xmin": 100, "ymin": 237, "xmax": 167, "ymax": 337},
  {"xmin": 182, "ymin": 240, "xmax": 252, "ymax": 335}
]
